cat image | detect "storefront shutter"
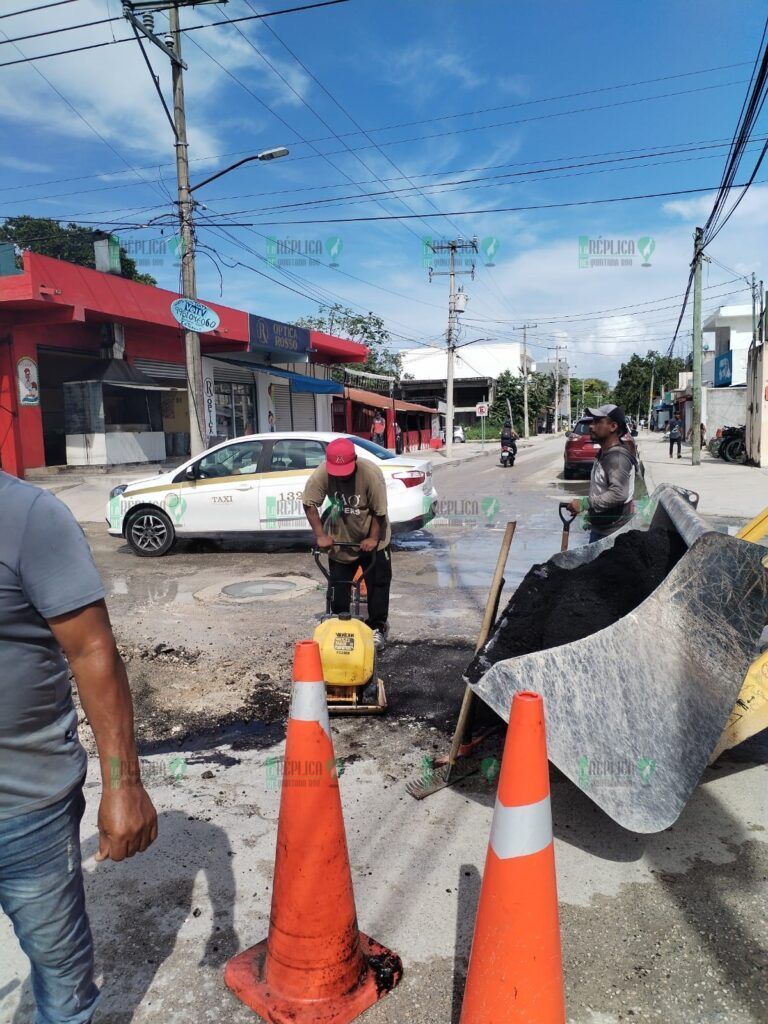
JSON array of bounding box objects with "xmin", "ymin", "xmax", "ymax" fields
[
  {"xmin": 272, "ymin": 383, "xmax": 292, "ymax": 430},
  {"xmin": 291, "ymin": 391, "xmax": 316, "ymax": 430}
]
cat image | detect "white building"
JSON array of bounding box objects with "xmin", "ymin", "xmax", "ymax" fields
[{"xmin": 702, "ymin": 304, "xmax": 755, "ymax": 387}]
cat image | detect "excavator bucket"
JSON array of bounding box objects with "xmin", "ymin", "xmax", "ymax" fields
[{"xmin": 467, "ymin": 486, "xmax": 768, "ymax": 833}]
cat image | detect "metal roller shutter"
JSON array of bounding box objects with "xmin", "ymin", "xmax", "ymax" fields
[
  {"xmin": 272, "ymin": 383, "xmax": 292, "ymax": 430},
  {"xmin": 291, "ymin": 391, "xmax": 316, "ymax": 430}
]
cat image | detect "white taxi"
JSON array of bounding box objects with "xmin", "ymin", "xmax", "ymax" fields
[{"xmin": 106, "ymin": 432, "xmax": 438, "ymax": 556}]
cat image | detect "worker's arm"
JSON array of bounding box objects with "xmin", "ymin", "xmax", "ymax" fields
[
  {"xmin": 360, "ymin": 515, "xmax": 383, "ymax": 553},
  {"xmin": 304, "ymin": 503, "xmax": 334, "ymax": 549},
  {"xmin": 48, "ymin": 601, "xmax": 157, "ymax": 863}
]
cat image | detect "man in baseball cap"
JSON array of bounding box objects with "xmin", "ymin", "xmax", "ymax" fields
[
  {"xmin": 303, "ymin": 437, "xmax": 392, "ymax": 646},
  {"xmin": 566, "ymin": 405, "xmax": 637, "ymax": 542}
]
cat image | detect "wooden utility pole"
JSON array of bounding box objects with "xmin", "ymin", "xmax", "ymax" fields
[
  {"xmin": 513, "ymin": 323, "xmax": 537, "ymax": 438},
  {"xmin": 692, "ymin": 226, "xmax": 704, "ymax": 466}
]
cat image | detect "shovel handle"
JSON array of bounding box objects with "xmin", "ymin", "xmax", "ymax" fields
[{"xmin": 558, "ymin": 502, "xmax": 578, "ymax": 529}]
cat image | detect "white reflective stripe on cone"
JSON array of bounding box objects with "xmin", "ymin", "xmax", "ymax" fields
[
  {"xmin": 489, "ymin": 794, "xmax": 552, "ymax": 859},
  {"xmin": 290, "ymin": 681, "xmax": 331, "ymax": 740}
]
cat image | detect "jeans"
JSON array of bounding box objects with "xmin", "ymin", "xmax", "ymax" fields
[
  {"xmin": 669, "ymin": 437, "xmax": 682, "ymax": 457},
  {"xmin": 0, "ymin": 788, "xmax": 98, "ymax": 1024},
  {"xmin": 328, "ymin": 545, "xmax": 392, "ymax": 630}
]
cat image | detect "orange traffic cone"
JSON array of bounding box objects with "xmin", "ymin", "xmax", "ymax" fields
[
  {"xmin": 224, "ymin": 640, "xmax": 402, "ymax": 1023},
  {"xmin": 459, "ymin": 690, "xmax": 565, "ymax": 1023}
]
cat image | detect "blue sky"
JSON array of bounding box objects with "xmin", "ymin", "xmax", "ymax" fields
[{"xmin": 1, "ymin": 0, "xmax": 767, "ymax": 382}]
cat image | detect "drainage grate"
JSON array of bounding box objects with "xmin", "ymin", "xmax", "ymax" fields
[{"xmin": 221, "ymin": 579, "xmax": 298, "ymax": 600}]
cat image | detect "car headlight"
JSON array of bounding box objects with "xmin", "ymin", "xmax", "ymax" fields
[{"xmin": 109, "ymin": 484, "xmax": 128, "ymax": 499}]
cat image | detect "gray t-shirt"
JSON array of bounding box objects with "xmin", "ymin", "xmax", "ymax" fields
[{"xmin": 0, "ymin": 472, "xmax": 105, "ymax": 819}]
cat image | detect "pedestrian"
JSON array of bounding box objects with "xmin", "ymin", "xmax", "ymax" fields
[
  {"xmin": 668, "ymin": 415, "xmax": 684, "ymax": 458},
  {"xmin": 395, "ymin": 421, "xmax": 403, "ymax": 455},
  {"xmin": 0, "ymin": 471, "xmax": 157, "ymax": 1024},
  {"xmin": 686, "ymin": 422, "xmax": 706, "ymax": 447},
  {"xmin": 566, "ymin": 405, "xmax": 637, "ymax": 543},
  {"xmin": 303, "ymin": 437, "xmax": 392, "ymax": 647},
  {"xmin": 371, "ymin": 411, "xmax": 387, "ymax": 446}
]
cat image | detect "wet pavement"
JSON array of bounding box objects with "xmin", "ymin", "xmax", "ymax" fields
[{"xmin": 2, "ymin": 439, "xmax": 766, "ymax": 1024}]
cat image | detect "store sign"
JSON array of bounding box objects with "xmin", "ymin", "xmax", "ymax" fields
[
  {"xmin": 248, "ymin": 314, "xmax": 310, "ymax": 359},
  {"xmin": 475, "ymin": 402, "xmax": 489, "ymax": 417},
  {"xmin": 714, "ymin": 351, "xmax": 733, "ymax": 388},
  {"xmin": 17, "ymin": 357, "xmax": 39, "ymax": 406},
  {"xmin": 201, "ymin": 357, "xmax": 217, "ymax": 443},
  {"xmin": 170, "ymin": 298, "xmax": 220, "ymax": 333}
]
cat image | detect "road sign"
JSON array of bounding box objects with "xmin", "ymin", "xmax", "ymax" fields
[
  {"xmin": 475, "ymin": 402, "xmax": 489, "ymax": 417},
  {"xmin": 171, "ymin": 297, "xmax": 220, "ymax": 333}
]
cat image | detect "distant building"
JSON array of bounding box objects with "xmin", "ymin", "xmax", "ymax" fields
[{"xmin": 702, "ymin": 304, "xmax": 755, "ymax": 387}]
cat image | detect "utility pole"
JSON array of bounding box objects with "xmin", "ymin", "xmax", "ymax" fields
[
  {"xmin": 647, "ymin": 362, "xmax": 655, "ymax": 429},
  {"xmin": 554, "ymin": 343, "xmax": 560, "ymax": 434},
  {"xmin": 752, "ymin": 271, "xmax": 758, "ymax": 344},
  {"xmin": 428, "ymin": 239, "xmax": 477, "ymax": 456},
  {"xmin": 511, "ymin": 323, "xmax": 537, "ymax": 438},
  {"xmin": 692, "ymin": 226, "xmax": 705, "ymax": 466},
  {"xmin": 168, "ymin": 4, "xmax": 206, "ymax": 457}
]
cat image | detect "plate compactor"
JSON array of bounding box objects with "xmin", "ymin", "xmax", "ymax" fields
[{"xmin": 312, "ymin": 545, "xmax": 387, "ymax": 714}]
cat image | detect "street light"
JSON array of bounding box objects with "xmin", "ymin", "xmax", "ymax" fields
[{"xmin": 189, "ymin": 147, "xmax": 289, "ymax": 193}]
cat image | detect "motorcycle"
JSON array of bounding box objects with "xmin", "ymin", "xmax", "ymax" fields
[
  {"xmin": 719, "ymin": 425, "xmax": 746, "ymax": 464},
  {"xmin": 500, "ymin": 440, "xmax": 516, "ymax": 467}
]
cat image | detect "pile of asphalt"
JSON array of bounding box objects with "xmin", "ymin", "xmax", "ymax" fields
[{"xmin": 467, "ymin": 527, "xmax": 686, "ymax": 682}]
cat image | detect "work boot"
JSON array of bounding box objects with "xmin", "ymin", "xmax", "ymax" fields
[{"xmin": 372, "ymin": 624, "xmax": 389, "ymax": 649}]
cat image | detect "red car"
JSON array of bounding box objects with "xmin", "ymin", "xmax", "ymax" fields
[{"xmin": 563, "ymin": 419, "xmax": 637, "ymax": 479}]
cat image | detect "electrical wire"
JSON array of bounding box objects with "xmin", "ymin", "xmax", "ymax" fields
[{"xmin": 0, "ymin": 0, "xmax": 77, "ymax": 19}]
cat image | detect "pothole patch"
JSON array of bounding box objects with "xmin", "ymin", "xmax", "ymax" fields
[{"xmin": 194, "ymin": 574, "xmax": 318, "ymax": 604}]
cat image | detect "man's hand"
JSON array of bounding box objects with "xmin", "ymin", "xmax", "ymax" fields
[
  {"xmin": 95, "ymin": 784, "xmax": 158, "ymax": 862},
  {"xmin": 359, "ymin": 537, "xmax": 378, "ymax": 553},
  {"xmin": 316, "ymin": 532, "xmax": 334, "ymax": 550},
  {"xmin": 566, "ymin": 498, "xmax": 582, "ymax": 516}
]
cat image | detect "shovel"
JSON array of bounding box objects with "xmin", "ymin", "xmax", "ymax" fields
[{"xmin": 558, "ymin": 502, "xmax": 578, "ymax": 551}]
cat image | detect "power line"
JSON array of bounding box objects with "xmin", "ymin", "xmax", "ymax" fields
[
  {"xmin": 0, "ymin": 0, "xmax": 352, "ymax": 67},
  {"xmin": 0, "ymin": 0, "xmax": 78, "ymax": 18}
]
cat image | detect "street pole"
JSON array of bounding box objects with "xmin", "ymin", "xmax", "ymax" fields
[
  {"xmin": 752, "ymin": 271, "xmax": 757, "ymax": 345},
  {"xmin": 168, "ymin": 3, "xmax": 206, "ymax": 457},
  {"xmin": 692, "ymin": 225, "xmax": 704, "ymax": 466},
  {"xmin": 581, "ymin": 377, "xmax": 585, "ymax": 418},
  {"xmin": 513, "ymin": 323, "xmax": 536, "ymax": 438},
  {"xmin": 554, "ymin": 343, "xmax": 560, "ymax": 434},
  {"xmin": 647, "ymin": 363, "xmax": 655, "ymax": 428}
]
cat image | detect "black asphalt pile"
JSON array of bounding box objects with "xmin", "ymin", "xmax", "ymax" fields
[{"xmin": 467, "ymin": 527, "xmax": 687, "ymax": 682}]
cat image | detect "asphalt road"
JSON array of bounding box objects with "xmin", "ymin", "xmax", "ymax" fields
[{"xmin": 2, "ymin": 439, "xmax": 766, "ymax": 1024}]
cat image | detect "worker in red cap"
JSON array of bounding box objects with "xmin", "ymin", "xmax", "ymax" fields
[{"xmin": 303, "ymin": 437, "xmax": 392, "ymax": 647}]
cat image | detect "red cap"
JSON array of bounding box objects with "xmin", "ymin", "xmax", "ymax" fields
[{"xmin": 326, "ymin": 437, "xmax": 356, "ymax": 477}]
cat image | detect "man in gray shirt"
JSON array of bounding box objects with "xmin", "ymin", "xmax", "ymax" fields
[
  {"xmin": 0, "ymin": 471, "xmax": 157, "ymax": 1023},
  {"xmin": 566, "ymin": 405, "xmax": 637, "ymax": 542}
]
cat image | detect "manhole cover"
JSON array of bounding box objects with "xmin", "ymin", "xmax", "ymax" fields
[{"xmin": 222, "ymin": 579, "xmax": 297, "ymax": 599}]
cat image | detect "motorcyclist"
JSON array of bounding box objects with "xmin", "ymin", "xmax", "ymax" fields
[{"xmin": 500, "ymin": 419, "xmax": 518, "ymax": 458}]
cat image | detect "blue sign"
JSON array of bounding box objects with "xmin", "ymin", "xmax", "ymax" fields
[
  {"xmin": 714, "ymin": 351, "xmax": 732, "ymax": 387},
  {"xmin": 171, "ymin": 298, "xmax": 220, "ymax": 333},
  {"xmin": 248, "ymin": 314, "xmax": 310, "ymax": 360}
]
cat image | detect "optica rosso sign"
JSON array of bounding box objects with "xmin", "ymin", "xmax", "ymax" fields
[{"xmin": 171, "ymin": 297, "xmax": 220, "ymax": 333}]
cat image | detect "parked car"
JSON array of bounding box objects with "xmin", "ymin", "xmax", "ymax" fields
[
  {"xmin": 107, "ymin": 432, "xmax": 438, "ymax": 556},
  {"xmin": 563, "ymin": 419, "xmax": 637, "ymax": 479},
  {"xmin": 453, "ymin": 424, "xmax": 466, "ymax": 443}
]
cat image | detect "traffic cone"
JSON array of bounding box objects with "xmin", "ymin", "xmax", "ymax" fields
[
  {"xmin": 224, "ymin": 640, "xmax": 402, "ymax": 1023},
  {"xmin": 459, "ymin": 690, "xmax": 565, "ymax": 1024}
]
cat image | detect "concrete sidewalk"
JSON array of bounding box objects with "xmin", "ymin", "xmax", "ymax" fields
[{"xmin": 640, "ymin": 429, "xmax": 768, "ymax": 520}]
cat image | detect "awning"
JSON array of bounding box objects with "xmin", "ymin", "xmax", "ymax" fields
[
  {"xmin": 344, "ymin": 386, "xmax": 434, "ymax": 414},
  {"xmin": 213, "ymin": 356, "xmax": 342, "ymax": 394}
]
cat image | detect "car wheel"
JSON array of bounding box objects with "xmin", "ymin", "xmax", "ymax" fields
[
  {"xmin": 125, "ymin": 507, "xmax": 176, "ymax": 557},
  {"xmin": 563, "ymin": 465, "xmax": 575, "ymax": 480}
]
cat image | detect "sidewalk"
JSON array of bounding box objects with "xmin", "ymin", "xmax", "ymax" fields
[{"xmin": 640, "ymin": 429, "xmax": 768, "ymax": 520}]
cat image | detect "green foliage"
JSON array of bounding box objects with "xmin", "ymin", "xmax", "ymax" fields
[
  {"xmin": 569, "ymin": 377, "xmax": 612, "ymax": 417},
  {"xmin": 612, "ymin": 351, "xmax": 685, "ymax": 417},
  {"xmin": 489, "ymin": 369, "xmax": 555, "ymax": 431},
  {"xmin": 295, "ymin": 302, "xmax": 403, "ymax": 378},
  {"xmin": 0, "ymin": 216, "xmax": 157, "ymax": 285}
]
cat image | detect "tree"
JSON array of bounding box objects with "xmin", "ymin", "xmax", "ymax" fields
[
  {"xmin": 612, "ymin": 351, "xmax": 685, "ymax": 419},
  {"xmin": 295, "ymin": 303, "xmax": 403, "ymax": 378},
  {"xmin": 489, "ymin": 369, "xmax": 555, "ymax": 432},
  {"xmin": 569, "ymin": 377, "xmax": 612, "ymax": 417},
  {"xmin": 0, "ymin": 216, "xmax": 157, "ymax": 285}
]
